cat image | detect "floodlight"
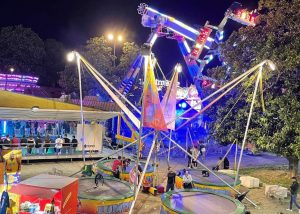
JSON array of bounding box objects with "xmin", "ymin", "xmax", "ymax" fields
[
  {"xmin": 175, "ymin": 64, "xmax": 182, "ymax": 73},
  {"xmin": 107, "ymin": 34, "xmax": 114, "ymax": 41},
  {"xmin": 267, "ymin": 60, "xmax": 276, "ymax": 71},
  {"xmin": 67, "ymin": 52, "xmax": 75, "ymax": 62}
]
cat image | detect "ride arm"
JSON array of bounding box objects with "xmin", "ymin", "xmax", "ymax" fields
[{"xmin": 118, "ymin": 31, "xmax": 158, "ymax": 95}]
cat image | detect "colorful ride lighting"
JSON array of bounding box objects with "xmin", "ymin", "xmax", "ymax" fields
[
  {"xmin": 149, "ymin": 33, "xmax": 158, "ymax": 46},
  {"xmin": 0, "ymin": 73, "xmax": 39, "ymax": 84},
  {"xmin": 232, "ymin": 9, "xmax": 259, "ymax": 26}
]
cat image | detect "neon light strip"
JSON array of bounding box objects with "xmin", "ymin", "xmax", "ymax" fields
[
  {"xmin": 147, "ymin": 7, "xmax": 199, "ymax": 35},
  {"xmin": 150, "ymin": 33, "xmax": 158, "ymax": 46},
  {"xmin": 207, "ymin": 37, "xmax": 214, "ymax": 42},
  {"xmin": 3, "ymin": 121, "xmax": 7, "ymax": 133},
  {"xmin": 183, "ymin": 40, "xmax": 191, "ymax": 53}
]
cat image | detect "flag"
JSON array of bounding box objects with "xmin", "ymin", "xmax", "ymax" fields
[
  {"xmin": 161, "ymin": 69, "xmax": 179, "ymax": 130},
  {"xmin": 142, "ymin": 56, "xmax": 167, "ymax": 131}
]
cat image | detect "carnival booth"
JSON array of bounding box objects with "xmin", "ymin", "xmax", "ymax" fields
[{"xmin": 9, "ymin": 174, "xmax": 78, "ymax": 214}]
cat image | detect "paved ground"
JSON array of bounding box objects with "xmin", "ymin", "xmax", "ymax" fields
[{"xmin": 20, "ymin": 151, "xmax": 297, "ymax": 214}]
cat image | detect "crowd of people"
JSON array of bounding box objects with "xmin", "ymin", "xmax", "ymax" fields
[{"xmin": 0, "ymin": 134, "xmax": 78, "ymax": 155}]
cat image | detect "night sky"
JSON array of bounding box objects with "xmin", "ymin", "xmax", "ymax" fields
[{"xmin": 0, "ymin": 0, "xmax": 258, "ymax": 78}]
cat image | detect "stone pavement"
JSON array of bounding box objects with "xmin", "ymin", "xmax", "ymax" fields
[{"xmin": 20, "ymin": 152, "xmax": 293, "ymax": 214}]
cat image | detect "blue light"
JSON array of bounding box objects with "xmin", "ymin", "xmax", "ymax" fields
[
  {"xmin": 178, "ymin": 103, "xmax": 182, "ymax": 108},
  {"xmin": 3, "ymin": 121, "xmax": 7, "ymax": 133},
  {"xmin": 181, "ymin": 102, "xmax": 187, "ymax": 109}
]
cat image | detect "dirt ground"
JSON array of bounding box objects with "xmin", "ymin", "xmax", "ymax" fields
[{"xmin": 19, "ymin": 153, "xmax": 299, "ymax": 214}]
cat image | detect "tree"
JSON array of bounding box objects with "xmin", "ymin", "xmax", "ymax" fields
[
  {"xmin": 42, "ymin": 39, "xmax": 66, "ymax": 87},
  {"xmin": 206, "ymin": 0, "xmax": 300, "ymax": 176},
  {"xmin": 59, "ymin": 36, "xmax": 140, "ymax": 101},
  {"xmin": 0, "ymin": 25, "xmax": 45, "ymax": 76}
]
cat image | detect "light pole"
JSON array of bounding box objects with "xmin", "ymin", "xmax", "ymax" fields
[{"xmin": 107, "ymin": 33, "xmax": 123, "ymax": 67}]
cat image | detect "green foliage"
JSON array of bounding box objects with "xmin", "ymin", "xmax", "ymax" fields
[
  {"xmin": 207, "ymin": 0, "xmax": 300, "ymax": 159},
  {"xmin": 59, "ymin": 36, "xmax": 140, "ymax": 100},
  {"xmin": 0, "ymin": 25, "xmax": 45, "ymax": 75}
]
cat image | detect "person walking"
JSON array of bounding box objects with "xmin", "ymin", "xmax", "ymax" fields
[
  {"xmin": 183, "ymin": 170, "xmax": 193, "ymax": 189},
  {"xmin": 166, "ymin": 167, "xmax": 176, "ymax": 192},
  {"xmin": 287, "ymin": 176, "xmax": 300, "ymax": 212}
]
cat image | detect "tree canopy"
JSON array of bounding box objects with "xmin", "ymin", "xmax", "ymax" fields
[
  {"xmin": 0, "ymin": 25, "xmax": 45, "ymax": 75},
  {"xmin": 206, "ymin": 0, "xmax": 300, "ymax": 172},
  {"xmin": 59, "ymin": 36, "xmax": 140, "ymax": 100}
]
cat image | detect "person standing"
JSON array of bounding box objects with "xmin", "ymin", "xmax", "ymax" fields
[
  {"xmin": 183, "ymin": 170, "xmax": 193, "ymax": 189},
  {"xmin": 192, "ymin": 146, "xmax": 200, "ymax": 168},
  {"xmin": 112, "ymin": 156, "xmax": 122, "ymax": 179},
  {"xmin": 71, "ymin": 136, "xmax": 78, "ymax": 154},
  {"xmin": 27, "ymin": 136, "xmax": 35, "ymax": 155},
  {"xmin": 166, "ymin": 167, "xmax": 176, "ymax": 192},
  {"xmin": 287, "ymin": 176, "xmax": 300, "ymax": 212},
  {"xmin": 187, "ymin": 147, "xmax": 193, "ymax": 169},
  {"xmin": 44, "ymin": 135, "xmax": 51, "ymax": 154},
  {"xmin": 55, "ymin": 136, "xmax": 63, "ymax": 155},
  {"xmin": 35, "ymin": 136, "xmax": 42, "ymax": 155},
  {"xmin": 63, "ymin": 134, "xmax": 70, "ymax": 154}
]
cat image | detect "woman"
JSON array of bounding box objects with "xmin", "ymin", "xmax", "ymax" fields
[{"xmin": 183, "ymin": 170, "xmax": 193, "ymax": 189}]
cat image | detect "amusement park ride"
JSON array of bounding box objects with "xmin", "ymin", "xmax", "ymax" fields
[
  {"xmin": 118, "ymin": 2, "xmax": 259, "ymax": 96},
  {"xmin": 66, "ymin": 2, "xmax": 276, "ymax": 211},
  {"xmin": 113, "ymin": 2, "xmax": 260, "ymax": 143}
]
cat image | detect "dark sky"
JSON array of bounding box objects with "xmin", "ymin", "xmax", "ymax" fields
[{"xmin": 0, "ymin": 0, "xmax": 259, "ymax": 78}]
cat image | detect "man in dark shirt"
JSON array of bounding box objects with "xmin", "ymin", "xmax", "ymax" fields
[
  {"xmin": 71, "ymin": 136, "xmax": 78, "ymax": 154},
  {"xmin": 287, "ymin": 176, "xmax": 300, "ymax": 212},
  {"xmin": 166, "ymin": 167, "xmax": 176, "ymax": 192},
  {"xmin": 63, "ymin": 134, "xmax": 70, "ymax": 154}
]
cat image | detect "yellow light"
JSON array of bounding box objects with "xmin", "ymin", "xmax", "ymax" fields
[
  {"xmin": 195, "ymin": 43, "xmax": 202, "ymax": 49},
  {"xmin": 9, "ymin": 67, "xmax": 15, "ymax": 72},
  {"xmin": 117, "ymin": 35, "xmax": 123, "ymax": 42},
  {"xmin": 107, "ymin": 34, "xmax": 114, "ymax": 41},
  {"xmin": 67, "ymin": 52, "xmax": 75, "ymax": 62},
  {"xmin": 175, "ymin": 64, "xmax": 182, "ymax": 73},
  {"xmin": 241, "ymin": 11, "xmax": 247, "ymax": 19}
]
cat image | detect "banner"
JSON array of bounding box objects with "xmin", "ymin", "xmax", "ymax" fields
[
  {"xmin": 142, "ymin": 56, "xmax": 167, "ymax": 131},
  {"xmin": 161, "ymin": 70, "xmax": 179, "ymax": 130}
]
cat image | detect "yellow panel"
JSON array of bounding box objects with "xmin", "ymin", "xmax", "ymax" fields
[{"xmin": 0, "ymin": 90, "xmax": 95, "ymax": 111}]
